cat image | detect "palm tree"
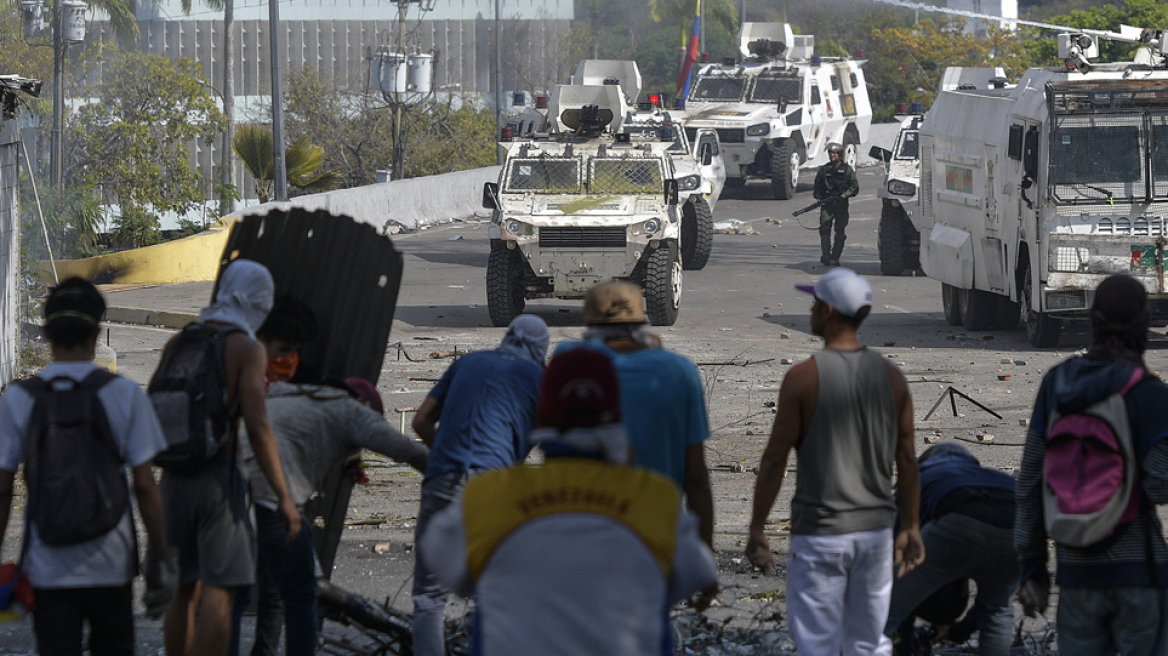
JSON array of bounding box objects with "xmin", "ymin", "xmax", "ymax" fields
[
  {"xmin": 233, "ymin": 124, "xmax": 343, "ymax": 204},
  {"xmin": 180, "ymin": 0, "xmax": 235, "ymax": 218}
]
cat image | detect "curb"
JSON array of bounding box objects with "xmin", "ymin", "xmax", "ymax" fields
[{"xmin": 105, "ymin": 307, "xmax": 198, "ymax": 330}]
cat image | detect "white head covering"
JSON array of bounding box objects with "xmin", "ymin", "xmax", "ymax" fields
[
  {"xmin": 199, "ymin": 259, "xmax": 275, "ymax": 338},
  {"xmin": 497, "ymin": 314, "xmax": 550, "ymax": 365}
]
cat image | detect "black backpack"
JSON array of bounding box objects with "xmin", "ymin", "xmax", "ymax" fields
[
  {"xmin": 18, "ymin": 369, "xmax": 128, "ymax": 547},
  {"xmin": 149, "ymin": 323, "xmax": 239, "ymax": 473}
]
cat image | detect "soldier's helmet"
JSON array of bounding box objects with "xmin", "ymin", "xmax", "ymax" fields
[
  {"xmin": 827, "ymin": 142, "xmax": 844, "ymax": 156},
  {"xmin": 584, "ymin": 280, "xmax": 648, "ymax": 325}
]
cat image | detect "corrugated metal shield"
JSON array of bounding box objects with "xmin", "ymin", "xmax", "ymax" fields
[{"xmin": 214, "ymin": 208, "xmax": 403, "ymax": 385}]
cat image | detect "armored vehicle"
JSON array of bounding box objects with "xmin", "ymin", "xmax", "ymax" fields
[
  {"xmin": 917, "ymin": 27, "xmax": 1168, "ymax": 347},
  {"xmin": 484, "ymin": 61, "xmax": 723, "ymax": 327},
  {"xmin": 679, "ymin": 22, "xmax": 872, "ymax": 199}
]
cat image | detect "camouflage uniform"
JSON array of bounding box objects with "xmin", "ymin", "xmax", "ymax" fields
[{"xmin": 813, "ymin": 160, "xmax": 859, "ymax": 265}]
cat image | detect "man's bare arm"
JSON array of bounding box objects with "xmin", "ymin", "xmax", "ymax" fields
[
  {"xmin": 746, "ymin": 360, "xmax": 813, "ymax": 570},
  {"xmin": 888, "ymin": 361, "xmax": 925, "ymax": 577},
  {"xmin": 412, "ymin": 396, "xmax": 441, "ymax": 448},
  {"xmin": 132, "ymin": 462, "xmax": 167, "ymax": 555},
  {"xmin": 228, "ymin": 335, "xmax": 302, "ymax": 540},
  {"xmin": 684, "ymin": 444, "xmax": 714, "ymax": 549}
]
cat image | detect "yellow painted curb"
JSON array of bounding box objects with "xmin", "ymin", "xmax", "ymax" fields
[{"xmin": 45, "ymin": 218, "xmax": 237, "ymax": 285}]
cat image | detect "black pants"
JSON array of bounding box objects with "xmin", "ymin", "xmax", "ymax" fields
[
  {"xmin": 819, "ymin": 207, "xmax": 849, "ymax": 261},
  {"xmin": 33, "ymin": 584, "xmax": 134, "ymax": 656}
]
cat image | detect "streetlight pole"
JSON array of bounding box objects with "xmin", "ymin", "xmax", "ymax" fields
[
  {"xmin": 494, "ymin": 0, "xmax": 503, "ymax": 165},
  {"xmin": 269, "ymin": 0, "xmax": 287, "ymax": 201}
]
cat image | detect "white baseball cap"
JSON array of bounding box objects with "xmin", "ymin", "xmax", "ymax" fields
[{"xmin": 796, "ymin": 268, "xmax": 874, "ymax": 318}]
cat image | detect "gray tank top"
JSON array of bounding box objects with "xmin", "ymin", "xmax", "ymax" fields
[{"xmin": 791, "ymin": 347, "xmax": 899, "ymax": 536}]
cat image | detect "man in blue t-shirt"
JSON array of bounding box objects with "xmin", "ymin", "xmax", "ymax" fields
[
  {"xmin": 556, "ymin": 281, "xmax": 715, "ymax": 609},
  {"xmin": 409, "ymin": 314, "xmax": 548, "ymax": 656}
]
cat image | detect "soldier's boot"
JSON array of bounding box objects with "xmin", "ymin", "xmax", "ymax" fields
[
  {"xmin": 819, "ymin": 227, "xmax": 833, "ymax": 265},
  {"xmin": 829, "ymin": 236, "xmax": 846, "ymax": 267}
]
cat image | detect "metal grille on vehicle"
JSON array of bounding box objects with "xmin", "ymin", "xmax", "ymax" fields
[
  {"xmin": 716, "ymin": 128, "xmax": 745, "ymax": 143},
  {"xmin": 590, "ymin": 158, "xmax": 663, "ymax": 194},
  {"xmin": 504, "ymin": 157, "xmax": 582, "ymax": 193},
  {"xmin": 1046, "ymin": 290, "xmax": 1087, "ymax": 311},
  {"xmin": 538, "ymin": 227, "xmax": 628, "ymax": 248},
  {"xmin": 1096, "ymin": 216, "xmax": 1166, "ymax": 235}
]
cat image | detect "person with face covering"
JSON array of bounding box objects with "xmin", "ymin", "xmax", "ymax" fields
[
  {"xmin": 1016, "ymin": 274, "xmax": 1168, "ymax": 656},
  {"xmin": 409, "ymin": 314, "xmax": 550, "ymax": 656},
  {"xmin": 157, "ymin": 259, "xmax": 302, "ymax": 656}
]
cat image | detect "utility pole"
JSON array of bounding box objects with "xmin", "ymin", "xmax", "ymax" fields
[
  {"xmin": 740, "ymin": 0, "xmax": 746, "ymax": 33},
  {"xmin": 220, "ymin": 0, "xmax": 236, "ymax": 214},
  {"xmin": 590, "ymin": 0, "xmax": 598, "ymax": 59},
  {"xmin": 392, "ymin": 3, "xmax": 405, "ymax": 180},
  {"xmin": 50, "ymin": 0, "xmax": 63, "ymax": 188},
  {"xmin": 494, "ymin": 0, "xmax": 503, "ymax": 165},
  {"xmin": 699, "ymin": 0, "xmax": 705, "ymax": 61},
  {"xmin": 269, "ymin": 0, "xmax": 287, "ymax": 201}
]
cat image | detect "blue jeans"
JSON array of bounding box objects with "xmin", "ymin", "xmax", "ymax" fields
[
  {"xmin": 412, "ymin": 472, "xmax": 468, "ymax": 656},
  {"xmin": 1058, "ymin": 587, "xmax": 1168, "ymax": 656},
  {"xmin": 884, "ymin": 513, "xmax": 1019, "ymax": 656},
  {"xmin": 234, "ymin": 506, "xmax": 317, "ymax": 656}
]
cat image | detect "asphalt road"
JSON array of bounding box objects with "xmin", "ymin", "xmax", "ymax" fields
[{"xmin": 3, "ymin": 167, "xmax": 1167, "ymax": 652}]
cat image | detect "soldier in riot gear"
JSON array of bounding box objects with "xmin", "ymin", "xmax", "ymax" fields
[{"xmin": 813, "ymin": 142, "xmax": 859, "ymax": 266}]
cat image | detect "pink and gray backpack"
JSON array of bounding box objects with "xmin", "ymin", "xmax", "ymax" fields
[{"xmin": 1043, "ymin": 367, "xmax": 1144, "ymax": 548}]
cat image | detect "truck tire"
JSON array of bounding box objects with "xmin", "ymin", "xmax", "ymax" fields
[
  {"xmin": 487, "ymin": 242, "xmax": 525, "ymax": 327},
  {"xmin": 878, "ymin": 202, "xmax": 910, "ymax": 276},
  {"xmin": 960, "ymin": 288, "xmax": 997, "ymax": 331},
  {"xmin": 682, "ymin": 198, "xmax": 714, "ymax": 271},
  {"xmin": 942, "ymin": 283, "xmax": 963, "ymax": 326},
  {"xmin": 641, "ymin": 242, "xmax": 681, "ymax": 326},
  {"xmin": 995, "ymin": 296, "xmax": 1021, "ymax": 330},
  {"xmin": 1022, "ymin": 264, "xmax": 1061, "ymax": 348},
  {"xmin": 771, "ymin": 141, "xmax": 799, "ymax": 200}
]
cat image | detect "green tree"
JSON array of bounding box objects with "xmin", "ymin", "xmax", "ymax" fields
[
  {"xmin": 180, "ymin": 0, "xmax": 237, "ymax": 217},
  {"xmin": 68, "ymin": 50, "xmax": 225, "ymax": 249},
  {"xmin": 233, "ymin": 125, "xmax": 343, "ymax": 203}
]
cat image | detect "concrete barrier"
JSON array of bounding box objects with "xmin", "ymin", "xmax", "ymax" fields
[{"xmin": 49, "ymin": 165, "xmax": 504, "ymax": 285}]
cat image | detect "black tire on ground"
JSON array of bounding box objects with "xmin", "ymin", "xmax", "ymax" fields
[
  {"xmin": 942, "ymin": 283, "xmax": 963, "ymax": 326},
  {"xmin": 641, "ymin": 242, "xmax": 682, "ymax": 326},
  {"xmin": 681, "ymin": 198, "xmax": 714, "ymax": 270},
  {"xmin": 486, "ymin": 242, "xmax": 525, "ymax": 327},
  {"xmin": 995, "ymin": 296, "xmax": 1021, "ymax": 330},
  {"xmin": 960, "ymin": 288, "xmax": 998, "ymax": 331},
  {"xmin": 770, "ymin": 140, "xmax": 799, "ymax": 200},
  {"xmin": 878, "ymin": 202, "xmax": 910, "ymax": 276},
  {"xmin": 1152, "ymin": 318, "xmax": 1168, "ymax": 328},
  {"xmin": 1022, "ymin": 264, "xmax": 1061, "ymax": 348},
  {"xmin": 724, "ymin": 177, "xmax": 746, "ymax": 189}
]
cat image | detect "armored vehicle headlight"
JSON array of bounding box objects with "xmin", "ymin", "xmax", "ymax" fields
[
  {"xmin": 887, "ymin": 179, "xmax": 916, "ymax": 196},
  {"xmin": 505, "ymin": 220, "xmax": 523, "ymax": 234},
  {"xmin": 747, "ymin": 123, "xmax": 770, "ymax": 136},
  {"xmin": 678, "ymin": 174, "xmax": 702, "ymax": 191},
  {"xmin": 643, "ymin": 219, "xmax": 661, "ymax": 234}
]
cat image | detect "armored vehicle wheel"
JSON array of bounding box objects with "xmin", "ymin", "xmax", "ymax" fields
[
  {"xmin": 878, "ymin": 202, "xmax": 909, "ymax": 276},
  {"xmin": 771, "ymin": 141, "xmax": 799, "ymax": 200},
  {"xmin": 960, "ymin": 288, "xmax": 997, "ymax": 331},
  {"xmin": 642, "ymin": 242, "xmax": 681, "ymax": 326},
  {"xmin": 682, "ymin": 198, "xmax": 714, "ymax": 271},
  {"xmin": 941, "ymin": 283, "xmax": 963, "ymax": 326},
  {"xmin": 1022, "ymin": 264, "xmax": 1061, "ymax": 348},
  {"xmin": 487, "ymin": 242, "xmax": 525, "ymax": 327},
  {"xmin": 995, "ymin": 296, "xmax": 1021, "ymax": 330}
]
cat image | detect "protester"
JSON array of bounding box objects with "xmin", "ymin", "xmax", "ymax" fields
[
  {"xmin": 420, "ymin": 348, "xmax": 718, "ymax": 655},
  {"xmin": 410, "ymin": 314, "xmax": 548, "ymax": 656},
  {"xmin": 556, "ymin": 281, "xmax": 715, "ymax": 557},
  {"xmin": 0, "ymin": 277, "xmax": 167, "ymax": 656},
  {"xmin": 747, "ymin": 267, "xmax": 924, "ymax": 655},
  {"xmin": 885, "ymin": 442, "xmax": 1018, "ymax": 656},
  {"xmin": 157, "ymin": 260, "xmax": 301, "ymax": 656},
  {"xmin": 245, "ymin": 376, "xmax": 428, "ymax": 656},
  {"xmin": 1016, "ymin": 273, "xmax": 1168, "ymax": 655}
]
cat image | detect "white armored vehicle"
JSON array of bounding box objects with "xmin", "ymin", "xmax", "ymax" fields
[
  {"xmin": 484, "ymin": 61, "xmax": 724, "ymax": 327},
  {"xmin": 917, "ymin": 27, "xmax": 1168, "ymax": 346},
  {"xmin": 873, "ymin": 69, "xmax": 1011, "ymax": 276},
  {"xmin": 679, "ymin": 22, "xmax": 872, "ymax": 199}
]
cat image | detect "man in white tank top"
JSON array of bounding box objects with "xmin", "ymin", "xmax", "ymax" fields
[{"xmin": 746, "ymin": 268, "xmax": 925, "ymax": 656}]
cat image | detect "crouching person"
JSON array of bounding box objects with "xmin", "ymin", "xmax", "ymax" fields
[{"xmin": 420, "ymin": 348, "xmax": 718, "ymax": 655}]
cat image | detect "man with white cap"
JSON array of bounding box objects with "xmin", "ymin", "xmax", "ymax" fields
[
  {"xmin": 410, "ymin": 314, "xmax": 549, "ymax": 656},
  {"xmin": 157, "ymin": 259, "xmax": 301, "ymax": 656},
  {"xmin": 746, "ymin": 267, "xmax": 924, "ymax": 656},
  {"xmin": 419, "ymin": 348, "xmax": 718, "ymax": 655}
]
